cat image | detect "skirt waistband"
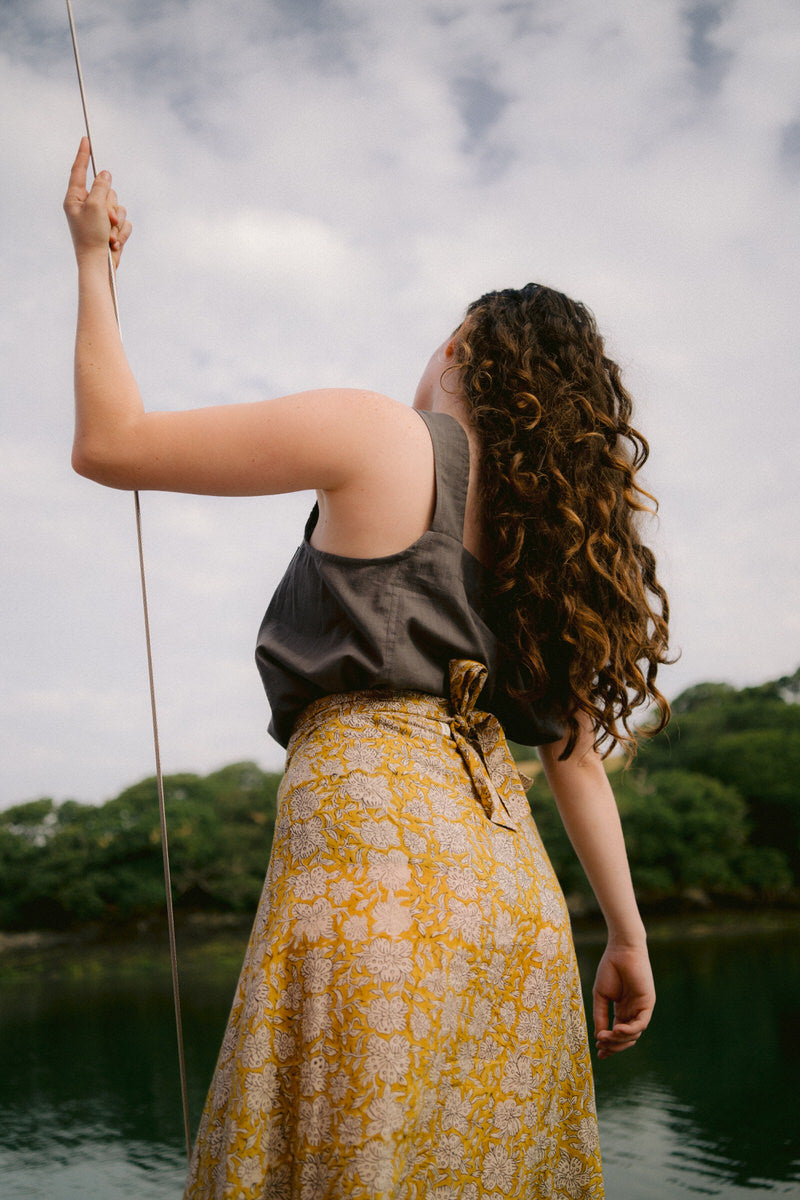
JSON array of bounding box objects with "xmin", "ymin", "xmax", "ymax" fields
[
  {"xmin": 288, "ymin": 686, "xmax": 452, "ymax": 747},
  {"xmin": 287, "ymin": 660, "xmax": 529, "ymax": 834}
]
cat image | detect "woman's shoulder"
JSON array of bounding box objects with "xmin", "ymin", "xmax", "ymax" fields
[
  {"xmin": 281, "ymin": 387, "xmax": 432, "ymax": 472},
  {"xmin": 306, "ymin": 391, "xmax": 438, "ymax": 558},
  {"xmin": 328, "ymin": 387, "xmax": 429, "ymax": 437}
]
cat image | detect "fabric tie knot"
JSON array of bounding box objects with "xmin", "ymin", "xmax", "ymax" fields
[
  {"xmin": 449, "ymin": 712, "xmax": 474, "ymax": 742},
  {"xmin": 447, "ymin": 659, "xmax": 526, "ymax": 832}
]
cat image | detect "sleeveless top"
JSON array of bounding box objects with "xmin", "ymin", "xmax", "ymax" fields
[{"xmin": 255, "ymin": 409, "xmax": 566, "ymax": 749}]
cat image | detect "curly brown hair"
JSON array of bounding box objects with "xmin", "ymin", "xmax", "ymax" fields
[{"xmin": 449, "ymin": 282, "xmax": 671, "ymax": 758}]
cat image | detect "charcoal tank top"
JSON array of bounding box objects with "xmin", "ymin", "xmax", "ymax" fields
[{"xmin": 255, "ymin": 409, "xmax": 565, "ymax": 749}]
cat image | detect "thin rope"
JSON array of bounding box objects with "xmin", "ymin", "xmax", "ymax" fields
[{"xmin": 66, "ymin": 0, "xmax": 192, "ymax": 1163}]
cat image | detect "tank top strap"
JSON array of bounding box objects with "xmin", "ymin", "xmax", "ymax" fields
[{"xmin": 416, "ymin": 409, "xmax": 470, "ymax": 542}]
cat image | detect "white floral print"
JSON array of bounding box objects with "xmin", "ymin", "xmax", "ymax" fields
[
  {"xmin": 292, "ymin": 897, "xmax": 334, "ymax": 942},
  {"xmin": 448, "ymin": 898, "xmax": 484, "ymax": 941},
  {"xmin": 367, "ymin": 848, "xmax": 411, "ymax": 891},
  {"xmin": 555, "ymin": 1152, "xmax": 593, "ymax": 1199},
  {"xmin": 185, "ymin": 675, "xmax": 603, "ymax": 1200},
  {"xmin": 365, "ymin": 1094, "xmax": 405, "ymax": 1136},
  {"xmin": 350, "ymin": 1141, "xmax": 394, "ymax": 1188},
  {"xmin": 372, "ymin": 896, "xmax": 413, "ymax": 935},
  {"xmin": 361, "ymin": 818, "xmax": 401, "ymax": 849},
  {"xmin": 289, "ymin": 817, "xmax": 324, "ymax": 860},
  {"xmin": 435, "ymin": 1132, "xmax": 464, "ymax": 1171},
  {"xmin": 365, "ymin": 994, "xmax": 407, "ymax": 1034},
  {"xmin": 445, "ymin": 864, "xmax": 480, "ymax": 900},
  {"xmin": 360, "ymin": 938, "xmax": 413, "ymax": 982},
  {"xmin": 338, "ymin": 1112, "xmax": 363, "ymax": 1145},
  {"xmin": 300, "ymin": 947, "xmax": 333, "ymax": 992},
  {"xmin": 481, "ymin": 1144, "xmax": 516, "ymax": 1191},
  {"xmin": 298, "ymin": 1096, "xmax": 330, "ymax": 1144},
  {"xmin": 409, "ymin": 1007, "xmax": 431, "ymax": 1040},
  {"xmin": 291, "ymin": 865, "xmax": 329, "ymax": 901},
  {"xmin": 299, "ymin": 1054, "xmax": 327, "ymax": 1095},
  {"xmin": 341, "ymin": 913, "xmax": 369, "ymax": 943},
  {"xmin": 494, "ymin": 1098, "xmax": 523, "ymax": 1137},
  {"xmin": 300, "ymin": 993, "xmax": 330, "ymax": 1042},
  {"xmin": 290, "ymin": 788, "xmax": 318, "ymax": 819},
  {"xmin": 537, "ymin": 926, "xmax": 561, "ymax": 961},
  {"xmin": 441, "ymin": 1087, "xmax": 472, "ymax": 1134},
  {"xmin": 244, "ymin": 1062, "xmax": 279, "ymax": 1111}
]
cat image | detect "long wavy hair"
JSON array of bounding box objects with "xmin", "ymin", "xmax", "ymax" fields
[{"xmin": 449, "ymin": 282, "xmax": 671, "ymax": 758}]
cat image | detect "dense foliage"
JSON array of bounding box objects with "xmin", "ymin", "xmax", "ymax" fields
[
  {"xmin": 1, "ymin": 670, "xmax": 798, "ymax": 930},
  {"xmin": 527, "ymin": 667, "xmax": 799, "ymax": 909},
  {"xmin": 0, "ymin": 763, "xmax": 280, "ymax": 930}
]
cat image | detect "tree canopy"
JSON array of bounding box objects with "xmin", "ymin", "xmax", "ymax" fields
[{"xmin": 0, "ymin": 763, "xmax": 280, "ymax": 930}]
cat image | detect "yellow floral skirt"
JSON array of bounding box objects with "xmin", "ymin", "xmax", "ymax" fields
[{"xmin": 184, "ymin": 661, "xmax": 603, "ymax": 1199}]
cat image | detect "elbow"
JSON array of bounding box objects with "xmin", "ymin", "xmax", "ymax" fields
[
  {"xmin": 71, "ymin": 438, "xmax": 137, "ymax": 489},
  {"xmin": 71, "ymin": 440, "xmax": 96, "ymax": 481}
]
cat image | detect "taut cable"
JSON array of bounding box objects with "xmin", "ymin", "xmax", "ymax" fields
[{"xmin": 65, "ymin": 0, "xmax": 192, "ymax": 1163}]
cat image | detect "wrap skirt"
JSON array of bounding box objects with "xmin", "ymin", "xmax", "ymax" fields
[{"xmin": 184, "ymin": 660, "xmax": 603, "ymax": 1199}]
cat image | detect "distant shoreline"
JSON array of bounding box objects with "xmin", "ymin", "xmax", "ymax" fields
[{"xmin": 2, "ymin": 906, "xmax": 798, "ymax": 968}]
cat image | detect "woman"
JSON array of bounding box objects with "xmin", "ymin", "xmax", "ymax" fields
[{"xmin": 64, "ymin": 137, "xmax": 668, "ymax": 1199}]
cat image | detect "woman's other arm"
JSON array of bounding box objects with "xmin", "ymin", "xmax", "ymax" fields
[{"xmin": 538, "ymin": 717, "xmax": 655, "ymax": 1059}]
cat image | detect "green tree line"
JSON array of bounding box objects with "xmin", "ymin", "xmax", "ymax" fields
[
  {"xmin": 525, "ymin": 667, "xmax": 800, "ymax": 909},
  {"xmin": 0, "ymin": 763, "xmax": 282, "ymax": 929},
  {"xmin": 2, "ymin": 670, "xmax": 798, "ymax": 930}
]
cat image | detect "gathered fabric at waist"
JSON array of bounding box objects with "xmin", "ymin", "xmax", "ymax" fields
[
  {"xmin": 288, "ymin": 684, "xmax": 453, "ymax": 745},
  {"xmin": 287, "ymin": 659, "xmax": 533, "ymax": 835}
]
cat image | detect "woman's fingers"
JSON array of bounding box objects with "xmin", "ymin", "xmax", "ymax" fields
[
  {"xmin": 595, "ymin": 1009, "xmax": 647, "ymax": 1056},
  {"xmin": 592, "ymin": 988, "xmax": 611, "ymax": 1041},
  {"xmin": 64, "ymin": 139, "xmax": 90, "ymax": 216},
  {"xmin": 109, "ymin": 200, "xmax": 132, "ymax": 258},
  {"xmin": 65, "ymin": 139, "xmax": 131, "ymax": 265},
  {"xmin": 610, "ymin": 1013, "xmax": 651, "ymax": 1037},
  {"xmin": 65, "ymin": 154, "xmax": 112, "ymax": 227},
  {"xmin": 592, "ymin": 943, "xmax": 656, "ymax": 1059},
  {"xmin": 110, "ymin": 218, "xmax": 132, "ymax": 266},
  {"xmin": 66, "ymin": 137, "xmax": 90, "ymax": 188},
  {"xmin": 108, "ymin": 193, "xmax": 122, "ymax": 248},
  {"xmin": 596, "ymin": 1037, "xmax": 638, "ymax": 1059},
  {"xmin": 595, "ymin": 1004, "xmax": 651, "ymax": 1056}
]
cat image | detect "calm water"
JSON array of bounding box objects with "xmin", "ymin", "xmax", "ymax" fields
[{"xmin": 1, "ymin": 921, "xmax": 798, "ymax": 1199}]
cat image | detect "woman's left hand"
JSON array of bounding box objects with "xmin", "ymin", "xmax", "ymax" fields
[
  {"xmin": 592, "ymin": 941, "xmax": 656, "ymax": 1060},
  {"xmin": 63, "ymin": 136, "xmax": 132, "ymax": 271}
]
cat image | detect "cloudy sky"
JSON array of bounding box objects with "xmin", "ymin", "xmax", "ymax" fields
[{"xmin": 1, "ymin": 0, "xmax": 798, "ymax": 808}]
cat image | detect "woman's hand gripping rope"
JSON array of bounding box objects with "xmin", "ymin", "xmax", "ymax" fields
[{"xmin": 64, "ymin": 136, "xmax": 131, "ymax": 271}]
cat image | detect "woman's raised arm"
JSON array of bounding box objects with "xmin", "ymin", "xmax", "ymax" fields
[{"xmin": 63, "ymin": 138, "xmax": 417, "ymax": 498}]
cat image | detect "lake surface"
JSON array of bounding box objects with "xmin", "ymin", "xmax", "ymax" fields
[{"xmin": 1, "ymin": 919, "xmax": 798, "ymax": 1199}]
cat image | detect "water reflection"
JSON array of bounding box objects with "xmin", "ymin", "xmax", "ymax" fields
[
  {"xmin": 599, "ymin": 1081, "xmax": 800, "ymax": 1199},
  {"xmin": 1, "ymin": 969, "xmax": 192, "ymax": 1197},
  {"xmin": 578, "ymin": 926, "xmax": 800, "ymax": 1194},
  {"xmin": 1, "ymin": 924, "xmax": 798, "ymax": 1198}
]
